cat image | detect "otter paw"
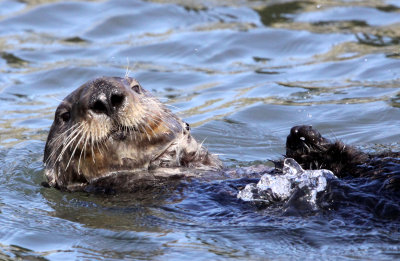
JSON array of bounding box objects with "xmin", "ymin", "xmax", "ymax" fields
[{"xmin": 286, "ymin": 125, "xmax": 329, "ymax": 156}]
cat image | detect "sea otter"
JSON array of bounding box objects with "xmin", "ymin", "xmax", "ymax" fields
[
  {"xmin": 44, "ymin": 76, "xmax": 400, "ymax": 193},
  {"xmin": 43, "ymin": 76, "xmax": 223, "ymax": 191}
]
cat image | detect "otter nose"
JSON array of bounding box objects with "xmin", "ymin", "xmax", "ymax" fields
[
  {"xmin": 110, "ymin": 92, "xmax": 124, "ymax": 109},
  {"xmin": 89, "ymin": 91, "xmax": 126, "ymax": 116}
]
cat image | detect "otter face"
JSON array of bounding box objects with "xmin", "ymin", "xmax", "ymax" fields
[{"xmin": 44, "ymin": 77, "xmax": 192, "ymax": 190}]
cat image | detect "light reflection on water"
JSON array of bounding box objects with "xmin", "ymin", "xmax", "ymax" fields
[{"xmin": 0, "ymin": 0, "xmax": 400, "ymax": 260}]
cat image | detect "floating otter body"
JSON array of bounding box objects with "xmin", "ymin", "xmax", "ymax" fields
[
  {"xmin": 44, "ymin": 77, "xmax": 400, "ymax": 194},
  {"xmin": 284, "ymin": 125, "xmax": 400, "ymax": 219}
]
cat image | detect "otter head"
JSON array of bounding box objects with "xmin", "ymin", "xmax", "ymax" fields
[{"xmin": 44, "ymin": 77, "xmax": 222, "ymax": 190}]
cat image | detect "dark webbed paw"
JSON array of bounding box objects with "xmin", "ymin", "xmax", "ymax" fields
[
  {"xmin": 285, "ymin": 125, "xmax": 367, "ymax": 178},
  {"xmin": 285, "ymin": 125, "xmax": 332, "ymax": 171},
  {"xmin": 286, "ymin": 125, "xmax": 329, "ymax": 156}
]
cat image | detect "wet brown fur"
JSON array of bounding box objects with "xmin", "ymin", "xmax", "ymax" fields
[{"xmin": 44, "ymin": 77, "xmax": 222, "ymax": 191}]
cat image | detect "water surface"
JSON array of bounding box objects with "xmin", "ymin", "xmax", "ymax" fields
[{"xmin": 1, "ymin": 0, "xmax": 400, "ymax": 260}]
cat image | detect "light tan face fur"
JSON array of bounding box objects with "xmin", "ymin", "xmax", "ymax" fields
[{"xmin": 44, "ymin": 77, "xmax": 222, "ymax": 190}]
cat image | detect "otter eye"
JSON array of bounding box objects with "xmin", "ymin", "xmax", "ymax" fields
[
  {"xmin": 60, "ymin": 111, "xmax": 70, "ymax": 122},
  {"xmin": 131, "ymin": 84, "xmax": 141, "ymax": 94}
]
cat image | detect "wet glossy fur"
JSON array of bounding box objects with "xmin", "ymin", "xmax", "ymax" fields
[
  {"xmin": 285, "ymin": 125, "xmax": 400, "ymax": 191},
  {"xmin": 44, "ymin": 77, "xmax": 222, "ymax": 191},
  {"xmin": 44, "ymin": 77, "xmax": 399, "ymax": 193}
]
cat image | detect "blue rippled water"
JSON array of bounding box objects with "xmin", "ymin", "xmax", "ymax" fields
[{"xmin": 0, "ymin": 0, "xmax": 400, "ymax": 260}]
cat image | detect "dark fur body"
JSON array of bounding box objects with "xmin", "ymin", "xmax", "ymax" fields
[{"xmin": 286, "ymin": 125, "xmax": 400, "ymax": 191}]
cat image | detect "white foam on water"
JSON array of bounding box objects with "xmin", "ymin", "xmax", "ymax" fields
[{"xmin": 237, "ymin": 158, "xmax": 337, "ymax": 209}]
